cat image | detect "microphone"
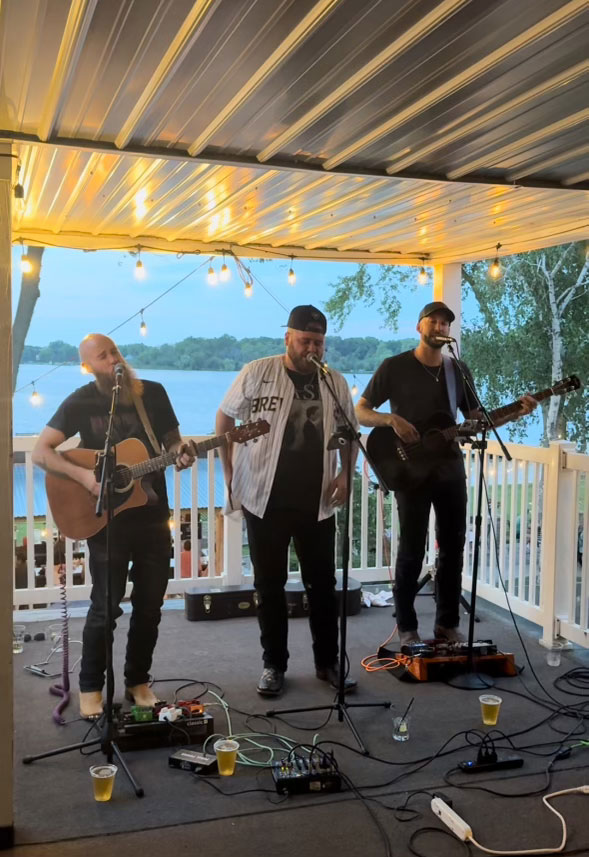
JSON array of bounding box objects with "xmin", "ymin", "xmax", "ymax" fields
[
  {"xmin": 431, "ymin": 335, "xmax": 456, "ymax": 344},
  {"xmin": 114, "ymin": 363, "xmax": 125, "ymax": 379},
  {"xmin": 306, "ymin": 353, "xmax": 329, "ymax": 375}
]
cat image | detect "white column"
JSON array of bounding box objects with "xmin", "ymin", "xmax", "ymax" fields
[
  {"xmin": 0, "ymin": 141, "xmax": 14, "ymax": 844},
  {"xmin": 433, "ymin": 262, "xmax": 462, "ymax": 347}
]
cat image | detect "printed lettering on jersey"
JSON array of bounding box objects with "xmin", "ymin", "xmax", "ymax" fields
[{"xmin": 251, "ymin": 395, "xmax": 283, "ymax": 414}]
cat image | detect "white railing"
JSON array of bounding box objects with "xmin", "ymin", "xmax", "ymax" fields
[{"xmin": 12, "ymin": 437, "xmax": 589, "ymax": 649}]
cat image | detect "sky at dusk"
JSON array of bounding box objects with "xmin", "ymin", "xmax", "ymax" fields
[{"xmin": 11, "ymin": 247, "xmax": 440, "ymax": 347}]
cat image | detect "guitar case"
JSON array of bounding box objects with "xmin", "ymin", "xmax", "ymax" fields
[{"xmin": 184, "ymin": 573, "xmax": 362, "ymax": 621}]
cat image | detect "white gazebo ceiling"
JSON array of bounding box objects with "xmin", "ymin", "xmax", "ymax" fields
[{"xmin": 1, "ymin": 0, "xmax": 588, "ymax": 264}]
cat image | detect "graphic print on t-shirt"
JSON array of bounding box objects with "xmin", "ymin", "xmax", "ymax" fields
[{"xmin": 267, "ymin": 370, "xmax": 324, "ymax": 513}]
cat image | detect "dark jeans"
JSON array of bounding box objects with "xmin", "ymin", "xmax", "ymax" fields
[
  {"xmin": 394, "ymin": 471, "xmax": 467, "ymax": 633},
  {"xmin": 243, "ymin": 507, "xmax": 339, "ymax": 673},
  {"xmin": 79, "ymin": 511, "xmax": 171, "ymax": 693}
]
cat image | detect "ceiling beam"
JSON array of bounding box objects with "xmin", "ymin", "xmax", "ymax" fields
[{"xmin": 3, "ymin": 131, "xmax": 589, "ymax": 191}]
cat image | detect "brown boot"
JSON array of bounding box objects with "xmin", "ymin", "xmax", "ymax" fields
[
  {"xmin": 125, "ymin": 684, "xmax": 160, "ymax": 707},
  {"xmin": 79, "ymin": 691, "xmax": 103, "ymax": 720}
]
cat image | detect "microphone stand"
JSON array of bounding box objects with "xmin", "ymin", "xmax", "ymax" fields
[
  {"xmin": 266, "ymin": 358, "xmax": 391, "ymax": 755},
  {"xmin": 445, "ymin": 342, "xmax": 511, "ymax": 691},
  {"xmin": 23, "ymin": 371, "xmax": 144, "ymax": 797}
]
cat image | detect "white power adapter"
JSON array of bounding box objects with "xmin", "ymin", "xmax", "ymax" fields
[{"xmin": 431, "ymin": 797, "xmax": 473, "ymax": 842}]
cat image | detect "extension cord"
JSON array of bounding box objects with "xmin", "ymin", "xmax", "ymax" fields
[{"xmin": 431, "ymin": 797, "xmax": 472, "ymax": 842}]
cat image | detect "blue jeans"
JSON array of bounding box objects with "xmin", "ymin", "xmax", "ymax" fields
[
  {"xmin": 79, "ymin": 510, "xmax": 171, "ymax": 693},
  {"xmin": 243, "ymin": 508, "xmax": 338, "ymax": 673}
]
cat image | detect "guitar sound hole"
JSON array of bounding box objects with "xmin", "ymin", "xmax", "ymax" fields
[{"xmin": 113, "ymin": 465, "xmax": 133, "ymax": 494}]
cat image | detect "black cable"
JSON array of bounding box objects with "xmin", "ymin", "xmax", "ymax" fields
[
  {"xmin": 408, "ymin": 826, "xmax": 470, "ymax": 857},
  {"xmin": 340, "ymin": 771, "xmax": 393, "ymax": 857}
]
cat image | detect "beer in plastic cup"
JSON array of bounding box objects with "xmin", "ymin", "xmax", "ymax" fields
[
  {"xmin": 12, "ymin": 625, "xmax": 26, "ymax": 655},
  {"xmin": 214, "ymin": 739, "xmax": 239, "ymax": 776},
  {"xmin": 90, "ymin": 764, "xmax": 117, "ymax": 801},
  {"xmin": 479, "ymin": 694, "xmax": 502, "ymax": 726}
]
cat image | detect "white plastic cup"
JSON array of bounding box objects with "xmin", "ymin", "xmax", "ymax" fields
[{"xmin": 546, "ymin": 643, "xmax": 564, "ymax": 667}]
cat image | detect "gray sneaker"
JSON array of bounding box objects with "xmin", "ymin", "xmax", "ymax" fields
[
  {"xmin": 434, "ymin": 625, "xmax": 466, "ymax": 643},
  {"xmin": 257, "ymin": 667, "xmax": 285, "ymax": 696}
]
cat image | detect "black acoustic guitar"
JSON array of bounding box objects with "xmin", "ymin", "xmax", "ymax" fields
[{"xmin": 366, "ymin": 376, "xmax": 581, "ymax": 491}]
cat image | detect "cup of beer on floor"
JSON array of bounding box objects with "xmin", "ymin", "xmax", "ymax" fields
[
  {"xmin": 90, "ymin": 764, "xmax": 118, "ymax": 801},
  {"xmin": 12, "ymin": 625, "xmax": 26, "ymax": 655},
  {"xmin": 214, "ymin": 739, "xmax": 239, "ymax": 776},
  {"xmin": 479, "ymin": 694, "xmax": 502, "ymax": 726}
]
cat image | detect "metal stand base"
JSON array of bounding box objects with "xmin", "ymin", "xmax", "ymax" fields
[{"xmin": 267, "ymin": 700, "xmax": 391, "ymax": 755}]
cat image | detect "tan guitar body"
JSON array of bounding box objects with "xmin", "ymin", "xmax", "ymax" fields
[{"xmin": 46, "ymin": 438, "xmax": 153, "ymax": 540}]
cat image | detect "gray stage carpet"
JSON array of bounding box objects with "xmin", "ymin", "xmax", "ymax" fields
[{"xmin": 10, "ymin": 590, "xmax": 589, "ymax": 856}]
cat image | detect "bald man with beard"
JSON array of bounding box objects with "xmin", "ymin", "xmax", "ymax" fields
[{"xmin": 33, "ymin": 334, "xmax": 194, "ymax": 719}]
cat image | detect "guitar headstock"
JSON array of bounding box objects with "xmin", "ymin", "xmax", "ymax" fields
[
  {"xmin": 552, "ymin": 375, "xmax": 582, "ymax": 396},
  {"xmin": 230, "ymin": 419, "xmax": 271, "ymax": 444}
]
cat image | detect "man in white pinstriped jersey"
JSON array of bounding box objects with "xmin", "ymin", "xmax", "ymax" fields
[{"xmin": 216, "ymin": 305, "xmax": 358, "ymax": 696}]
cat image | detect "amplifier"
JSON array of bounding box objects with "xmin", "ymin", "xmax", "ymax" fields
[
  {"xmin": 272, "ymin": 757, "xmax": 341, "ymax": 796},
  {"xmin": 114, "ymin": 711, "xmax": 214, "ymax": 751}
]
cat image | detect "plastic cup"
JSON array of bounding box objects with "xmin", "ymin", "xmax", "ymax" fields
[
  {"xmin": 479, "ymin": 694, "xmax": 502, "ymax": 726},
  {"xmin": 90, "ymin": 764, "xmax": 117, "ymax": 801},
  {"xmin": 214, "ymin": 739, "xmax": 239, "ymax": 776},
  {"xmin": 547, "ymin": 643, "xmax": 564, "ymax": 667},
  {"xmin": 12, "ymin": 625, "xmax": 26, "ymax": 655},
  {"xmin": 392, "ymin": 715, "xmax": 410, "ymax": 741}
]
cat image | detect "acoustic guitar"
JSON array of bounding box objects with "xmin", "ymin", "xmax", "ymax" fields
[
  {"xmin": 46, "ymin": 420, "xmax": 270, "ymax": 539},
  {"xmin": 366, "ymin": 376, "xmax": 581, "ymax": 492}
]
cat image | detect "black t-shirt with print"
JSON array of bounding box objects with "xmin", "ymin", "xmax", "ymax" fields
[
  {"xmin": 47, "ymin": 380, "xmax": 179, "ymax": 515},
  {"xmin": 362, "ymin": 350, "xmax": 479, "ymax": 475},
  {"xmin": 267, "ymin": 368, "xmax": 324, "ymax": 513}
]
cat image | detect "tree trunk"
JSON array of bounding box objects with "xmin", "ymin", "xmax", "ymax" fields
[
  {"xmin": 542, "ymin": 253, "xmax": 565, "ymax": 441},
  {"xmin": 12, "ymin": 246, "xmax": 44, "ymax": 391}
]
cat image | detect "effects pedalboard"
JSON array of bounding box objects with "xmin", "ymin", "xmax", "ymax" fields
[
  {"xmin": 113, "ymin": 699, "xmax": 214, "ymax": 751},
  {"xmin": 272, "ymin": 756, "xmax": 341, "ymax": 796}
]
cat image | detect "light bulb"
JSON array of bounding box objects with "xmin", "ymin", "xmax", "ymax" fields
[
  {"xmin": 20, "ymin": 254, "xmax": 33, "ymax": 274},
  {"xmin": 220, "ymin": 263, "xmax": 230, "ymax": 282},
  {"xmin": 351, "ymin": 384, "xmax": 358, "ymax": 397},
  {"xmin": 489, "ymin": 258, "xmax": 501, "ymax": 279},
  {"xmin": 30, "ymin": 389, "xmax": 42, "ymax": 406},
  {"xmin": 417, "ymin": 266, "xmax": 427, "ymax": 285},
  {"xmin": 207, "ymin": 266, "xmax": 217, "ymax": 285},
  {"xmin": 140, "ymin": 320, "xmax": 147, "ymax": 337},
  {"xmin": 135, "ymin": 258, "xmax": 146, "ymax": 280},
  {"xmin": 244, "ymin": 282, "xmax": 253, "ymax": 298},
  {"xmin": 288, "ymin": 267, "xmax": 296, "ymax": 286}
]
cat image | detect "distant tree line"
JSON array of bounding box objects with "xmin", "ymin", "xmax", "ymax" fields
[{"xmin": 22, "ymin": 335, "xmax": 419, "ymax": 373}]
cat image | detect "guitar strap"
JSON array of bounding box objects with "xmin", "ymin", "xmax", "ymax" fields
[
  {"xmin": 443, "ymin": 355, "xmax": 458, "ymax": 419},
  {"xmin": 132, "ymin": 390, "xmax": 162, "ymax": 455}
]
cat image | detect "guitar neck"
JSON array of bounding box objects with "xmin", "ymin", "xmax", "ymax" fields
[
  {"xmin": 489, "ymin": 386, "xmax": 554, "ymax": 424},
  {"xmin": 128, "ymin": 435, "xmax": 227, "ymax": 479}
]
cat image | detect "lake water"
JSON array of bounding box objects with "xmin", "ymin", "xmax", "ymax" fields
[{"xmin": 13, "ymin": 363, "xmax": 544, "ymax": 445}]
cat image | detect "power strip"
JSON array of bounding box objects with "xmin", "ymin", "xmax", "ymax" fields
[{"xmin": 431, "ymin": 797, "xmax": 472, "ymax": 841}]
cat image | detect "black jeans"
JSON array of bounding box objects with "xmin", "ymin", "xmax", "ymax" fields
[
  {"xmin": 394, "ymin": 469, "xmax": 467, "ymax": 633},
  {"xmin": 243, "ymin": 507, "xmax": 339, "ymax": 673},
  {"xmin": 79, "ymin": 510, "xmax": 171, "ymax": 693}
]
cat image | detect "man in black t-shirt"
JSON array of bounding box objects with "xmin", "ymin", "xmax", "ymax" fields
[
  {"xmin": 33, "ymin": 334, "xmax": 194, "ymax": 719},
  {"xmin": 356, "ymin": 302, "xmax": 537, "ymax": 646}
]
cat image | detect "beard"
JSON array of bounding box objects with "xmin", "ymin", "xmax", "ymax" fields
[
  {"xmin": 286, "ymin": 345, "xmax": 318, "ymax": 374},
  {"xmin": 93, "ymin": 361, "xmax": 143, "ymax": 404},
  {"xmin": 423, "ymin": 333, "xmax": 445, "ymax": 350}
]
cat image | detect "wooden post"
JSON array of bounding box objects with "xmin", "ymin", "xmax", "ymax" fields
[{"xmin": 0, "ymin": 141, "xmax": 15, "ymax": 847}]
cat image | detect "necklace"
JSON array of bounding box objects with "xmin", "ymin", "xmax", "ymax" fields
[{"xmin": 419, "ymin": 361, "xmax": 442, "ymax": 382}]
